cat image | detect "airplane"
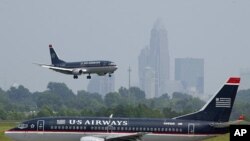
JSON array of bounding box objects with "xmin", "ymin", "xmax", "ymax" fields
[
  {"xmin": 5, "ymin": 77, "xmax": 241, "ymax": 141},
  {"xmin": 36, "ymin": 44, "xmax": 118, "ymax": 79}
]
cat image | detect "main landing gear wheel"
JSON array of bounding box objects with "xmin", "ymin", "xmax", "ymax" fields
[
  {"xmin": 73, "ymin": 75, "xmax": 78, "ymax": 79},
  {"xmin": 109, "ymin": 74, "xmax": 112, "ymax": 77},
  {"xmin": 87, "ymin": 75, "xmax": 91, "ymax": 79}
]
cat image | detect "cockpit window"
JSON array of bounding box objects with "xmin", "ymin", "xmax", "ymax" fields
[
  {"xmin": 17, "ymin": 123, "xmax": 28, "ymax": 129},
  {"xmin": 110, "ymin": 62, "xmax": 116, "ymax": 66}
]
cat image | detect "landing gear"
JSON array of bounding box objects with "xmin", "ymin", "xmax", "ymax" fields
[
  {"xmin": 109, "ymin": 74, "xmax": 112, "ymax": 77},
  {"xmin": 73, "ymin": 75, "xmax": 78, "ymax": 79},
  {"xmin": 87, "ymin": 75, "xmax": 91, "ymax": 79}
]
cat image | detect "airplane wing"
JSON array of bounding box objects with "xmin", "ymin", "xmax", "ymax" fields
[
  {"xmin": 105, "ymin": 132, "xmax": 147, "ymax": 141},
  {"xmin": 34, "ymin": 63, "xmax": 88, "ymax": 75},
  {"xmin": 34, "ymin": 63, "xmax": 73, "ymax": 72}
]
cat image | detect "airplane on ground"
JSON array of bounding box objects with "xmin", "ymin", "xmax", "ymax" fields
[
  {"xmin": 5, "ymin": 77, "xmax": 241, "ymax": 141},
  {"xmin": 36, "ymin": 44, "xmax": 118, "ymax": 79}
]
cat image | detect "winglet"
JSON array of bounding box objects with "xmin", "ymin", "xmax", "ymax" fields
[{"xmin": 226, "ymin": 77, "xmax": 240, "ymax": 85}]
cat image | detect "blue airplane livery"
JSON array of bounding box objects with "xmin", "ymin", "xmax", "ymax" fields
[
  {"xmin": 5, "ymin": 77, "xmax": 241, "ymax": 141},
  {"xmin": 36, "ymin": 44, "xmax": 118, "ymax": 79}
]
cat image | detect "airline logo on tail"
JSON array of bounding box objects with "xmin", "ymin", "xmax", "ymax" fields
[
  {"xmin": 216, "ymin": 98, "xmax": 231, "ymax": 108},
  {"xmin": 215, "ymin": 77, "xmax": 240, "ymax": 108}
]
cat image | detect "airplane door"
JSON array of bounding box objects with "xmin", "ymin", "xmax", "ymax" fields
[
  {"xmin": 188, "ymin": 123, "xmax": 195, "ymax": 134},
  {"xmin": 107, "ymin": 125, "xmax": 113, "ymax": 133},
  {"xmin": 37, "ymin": 120, "xmax": 45, "ymax": 131}
]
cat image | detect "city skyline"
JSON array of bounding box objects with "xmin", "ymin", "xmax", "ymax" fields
[
  {"xmin": 175, "ymin": 58, "xmax": 204, "ymax": 95},
  {"xmin": 0, "ymin": 1, "xmax": 250, "ymax": 96},
  {"xmin": 87, "ymin": 75, "xmax": 115, "ymax": 97},
  {"xmin": 139, "ymin": 19, "xmax": 170, "ymax": 98}
]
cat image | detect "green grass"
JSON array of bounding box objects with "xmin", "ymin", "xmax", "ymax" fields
[
  {"xmin": 202, "ymin": 134, "xmax": 229, "ymax": 141},
  {"xmin": 0, "ymin": 121, "xmax": 18, "ymax": 141}
]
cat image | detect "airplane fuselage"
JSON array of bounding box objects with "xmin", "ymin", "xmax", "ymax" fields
[
  {"xmin": 53, "ymin": 60, "xmax": 117, "ymax": 75},
  {"xmin": 5, "ymin": 117, "xmax": 227, "ymax": 141}
]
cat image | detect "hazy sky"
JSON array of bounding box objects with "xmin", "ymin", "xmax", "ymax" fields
[{"xmin": 0, "ymin": 0, "xmax": 249, "ymax": 95}]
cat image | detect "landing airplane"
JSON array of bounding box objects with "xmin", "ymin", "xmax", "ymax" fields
[
  {"xmin": 37, "ymin": 44, "xmax": 118, "ymax": 79},
  {"xmin": 5, "ymin": 77, "xmax": 240, "ymax": 141}
]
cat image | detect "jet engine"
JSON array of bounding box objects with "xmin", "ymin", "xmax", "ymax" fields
[
  {"xmin": 97, "ymin": 72, "xmax": 106, "ymax": 76},
  {"xmin": 80, "ymin": 136, "xmax": 104, "ymax": 141},
  {"xmin": 72, "ymin": 69, "xmax": 83, "ymax": 75}
]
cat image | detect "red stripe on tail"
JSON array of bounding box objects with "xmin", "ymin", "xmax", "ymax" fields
[{"xmin": 227, "ymin": 77, "xmax": 240, "ymax": 84}]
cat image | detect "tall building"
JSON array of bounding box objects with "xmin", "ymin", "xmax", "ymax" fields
[
  {"xmin": 144, "ymin": 67, "xmax": 156, "ymax": 99},
  {"xmin": 87, "ymin": 75, "xmax": 115, "ymax": 97},
  {"xmin": 175, "ymin": 58, "xmax": 204, "ymax": 94},
  {"xmin": 239, "ymin": 68, "xmax": 250, "ymax": 90},
  {"xmin": 138, "ymin": 46, "xmax": 150, "ymax": 91},
  {"xmin": 138, "ymin": 20, "xmax": 170, "ymax": 98}
]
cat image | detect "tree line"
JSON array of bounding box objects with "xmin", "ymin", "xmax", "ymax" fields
[{"xmin": 0, "ymin": 82, "xmax": 249, "ymax": 121}]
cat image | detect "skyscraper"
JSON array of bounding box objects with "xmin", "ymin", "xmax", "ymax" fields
[
  {"xmin": 87, "ymin": 75, "xmax": 115, "ymax": 97},
  {"xmin": 175, "ymin": 58, "xmax": 204, "ymax": 94},
  {"xmin": 138, "ymin": 20, "xmax": 170, "ymax": 98}
]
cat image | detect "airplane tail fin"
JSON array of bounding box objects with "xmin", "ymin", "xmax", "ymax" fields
[
  {"xmin": 173, "ymin": 77, "xmax": 240, "ymax": 122},
  {"xmin": 49, "ymin": 44, "xmax": 65, "ymax": 65}
]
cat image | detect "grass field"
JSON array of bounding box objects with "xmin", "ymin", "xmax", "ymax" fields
[
  {"xmin": 0, "ymin": 121, "xmax": 235, "ymax": 141},
  {"xmin": 0, "ymin": 121, "xmax": 18, "ymax": 141}
]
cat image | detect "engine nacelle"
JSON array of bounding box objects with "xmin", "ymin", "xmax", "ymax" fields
[
  {"xmin": 72, "ymin": 69, "xmax": 83, "ymax": 75},
  {"xmin": 80, "ymin": 136, "xmax": 104, "ymax": 141},
  {"xmin": 97, "ymin": 72, "xmax": 107, "ymax": 76}
]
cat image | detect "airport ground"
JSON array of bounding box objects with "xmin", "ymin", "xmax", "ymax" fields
[{"xmin": 0, "ymin": 121, "xmax": 230, "ymax": 141}]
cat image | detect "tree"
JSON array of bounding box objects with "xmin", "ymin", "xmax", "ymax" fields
[
  {"xmin": 47, "ymin": 82, "xmax": 74, "ymax": 99},
  {"xmin": 105, "ymin": 92, "xmax": 121, "ymax": 107},
  {"xmin": 0, "ymin": 107, "xmax": 7, "ymax": 120},
  {"xmin": 37, "ymin": 106, "xmax": 54, "ymax": 117},
  {"xmin": 75, "ymin": 90, "xmax": 104, "ymax": 111}
]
